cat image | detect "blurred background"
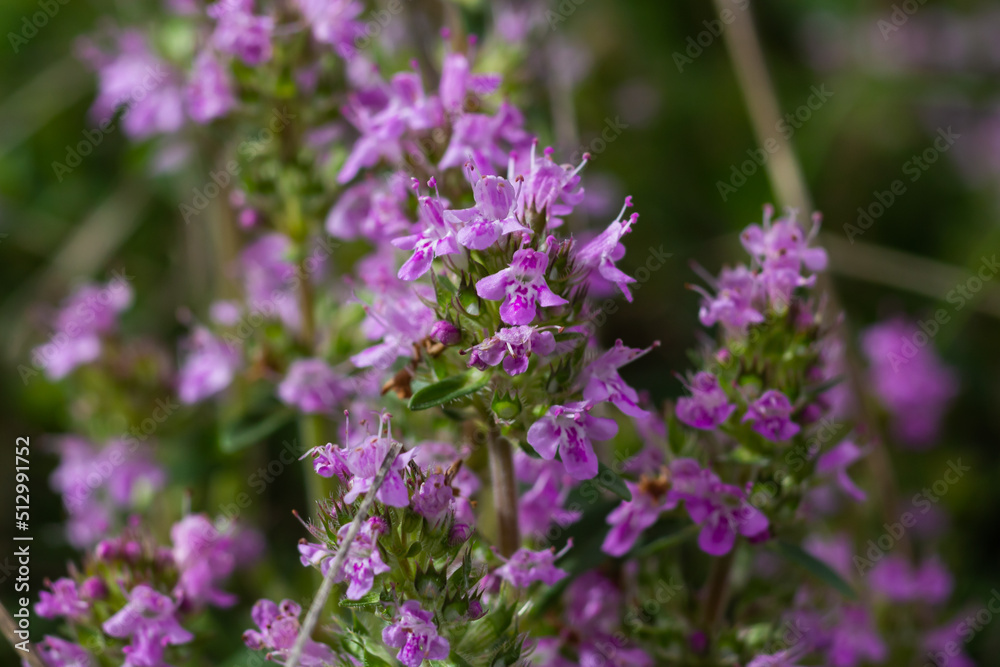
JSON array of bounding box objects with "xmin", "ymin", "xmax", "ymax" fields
[{"xmin": 2, "ymin": 0, "xmax": 999, "ymax": 663}]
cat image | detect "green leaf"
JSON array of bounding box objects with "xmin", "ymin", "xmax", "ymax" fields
[
  {"xmin": 363, "ymin": 651, "xmax": 393, "ymax": 667},
  {"xmin": 594, "ymin": 461, "xmax": 632, "ymax": 501},
  {"xmin": 219, "ymin": 408, "xmax": 294, "ymax": 453},
  {"xmin": 635, "ymin": 523, "xmax": 700, "ymax": 557},
  {"xmin": 405, "ymin": 541, "xmax": 423, "ymax": 558},
  {"xmin": 771, "ymin": 539, "xmax": 856, "ymax": 599},
  {"xmin": 341, "ymin": 591, "xmax": 382, "ymax": 607},
  {"xmin": 408, "ymin": 369, "xmax": 491, "ymax": 411}
]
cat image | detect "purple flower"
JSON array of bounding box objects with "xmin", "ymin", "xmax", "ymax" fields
[
  {"xmin": 382, "ymin": 600, "xmax": 450, "ymax": 667},
  {"xmin": 77, "ymin": 30, "xmax": 185, "ymax": 138},
  {"xmin": 675, "ymin": 372, "xmax": 737, "ymax": 430},
  {"xmin": 516, "ymin": 142, "xmax": 586, "ymax": 224},
  {"xmin": 741, "ymin": 206, "xmax": 827, "ymax": 308},
  {"xmin": 171, "ymin": 514, "xmax": 257, "ymax": 608},
  {"xmin": 860, "ymin": 317, "xmax": 958, "ymax": 447},
  {"xmin": 177, "ymin": 328, "xmax": 241, "ymax": 404},
  {"xmin": 411, "ymin": 472, "xmax": 456, "ymax": 526},
  {"xmin": 574, "ymin": 197, "xmax": 639, "ymax": 301},
  {"xmin": 564, "ymin": 572, "xmax": 622, "ymax": 635},
  {"xmin": 326, "ymin": 175, "xmax": 412, "ymax": 242},
  {"xmin": 277, "ymin": 358, "xmax": 350, "ymax": 413},
  {"xmin": 466, "ymin": 325, "xmax": 556, "ymax": 375},
  {"xmin": 678, "ymin": 467, "xmax": 769, "ymax": 556},
  {"xmin": 241, "ymin": 233, "xmax": 308, "ymax": 332},
  {"xmin": 393, "ymin": 183, "xmax": 460, "ymax": 281},
  {"xmin": 35, "ymin": 636, "xmax": 92, "ymax": 667},
  {"xmin": 32, "ymin": 279, "xmax": 132, "ymax": 379},
  {"xmin": 516, "ymin": 453, "xmax": 581, "ymax": 539},
  {"xmin": 103, "ymin": 585, "xmax": 193, "ymax": 665},
  {"xmin": 430, "ymin": 320, "xmax": 462, "ymax": 346},
  {"xmin": 350, "ymin": 282, "xmax": 437, "ymax": 369},
  {"xmin": 299, "ymin": 517, "xmax": 390, "ymax": 599},
  {"xmin": 742, "ymin": 390, "xmax": 800, "ymax": 441},
  {"xmin": 824, "ymin": 605, "xmax": 886, "ymax": 667},
  {"xmin": 243, "ymin": 598, "xmax": 336, "ymax": 666},
  {"xmin": 295, "ymin": 0, "xmax": 363, "ymax": 55},
  {"xmin": 493, "ymin": 542, "xmax": 572, "ymax": 588},
  {"xmin": 816, "ymin": 441, "xmax": 867, "ymax": 502},
  {"xmin": 339, "ymin": 415, "xmax": 411, "ymax": 507},
  {"xmin": 602, "ymin": 478, "xmax": 677, "ymax": 557},
  {"xmin": 581, "ymin": 339, "xmax": 657, "ymax": 417},
  {"xmin": 527, "ymin": 402, "xmax": 618, "ymax": 480},
  {"xmin": 870, "ymin": 555, "xmax": 952, "ymax": 604},
  {"xmin": 747, "ymin": 651, "xmax": 805, "ymax": 667},
  {"xmin": 209, "ymin": 0, "xmax": 274, "ymax": 65},
  {"xmin": 438, "ymin": 102, "xmax": 531, "ymax": 173},
  {"xmin": 439, "ymin": 52, "xmax": 500, "ymax": 112},
  {"xmin": 185, "ymin": 51, "xmax": 235, "ymax": 123},
  {"xmin": 36, "ymin": 579, "xmax": 89, "ymax": 620},
  {"xmin": 476, "ymin": 247, "xmax": 568, "ymax": 325},
  {"xmin": 447, "ymin": 172, "xmax": 529, "ymax": 250},
  {"xmin": 693, "ymin": 265, "xmax": 765, "ymax": 331}
]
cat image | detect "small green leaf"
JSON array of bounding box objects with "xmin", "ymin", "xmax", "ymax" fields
[
  {"xmin": 408, "ymin": 369, "xmax": 491, "ymax": 411},
  {"xmin": 219, "ymin": 408, "xmax": 294, "ymax": 453},
  {"xmin": 594, "ymin": 461, "xmax": 632, "ymax": 501},
  {"xmin": 771, "ymin": 539, "xmax": 856, "ymax": 599},
  {"xmin": 405, "ymin": 541, "xmax": 423, "ymax": 558},
  {"xmin": 363, "ymin": 651, "xmax": 393, "ymax": 667},
  {"xmin": 342, "ymin": 591, "xmax": 382, "ymax": 608}
]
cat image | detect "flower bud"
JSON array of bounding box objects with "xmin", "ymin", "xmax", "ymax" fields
[
  {"xmin": 491, "ymin": 390, "xmax": 522, "ymax": 421},
  {"xmin": 80, "ymin": 577, "xmax": 108, "ymax": 600},
  {"xmin": 431, "ymin": 320, "xmax": 461, "ymax": 346}
]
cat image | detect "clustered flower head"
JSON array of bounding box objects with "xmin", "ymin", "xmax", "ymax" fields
[{"xmin": 30, "ymin": 2, "xmax": 967, "ymax": 666}]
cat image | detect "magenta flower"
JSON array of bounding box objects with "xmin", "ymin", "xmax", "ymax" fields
[
  {"xmin": 326, "ymin": 175, "xmax": 411, "ymax": 242},
  {"xmin": 680, "ymin": 472, "xmax": 769, "ymax": 556},
  {"xmin": 430, "ymin": 320, "xmax": 462, "ymax": 346},
  {"xmin": 439, "ymin": 52, "xmax": 500, "ymax": 112},
  {"xmin": 860, "ymin": 317, "xmax": 958, "ymax": 447},
  {"xmin": 515, "ymin": 453, "xmax": 581, "ymax": 539},
  {"xmin": 447, "ymin": 172, "xmax": 529, "ymax": 250},
  {"xmin": 340, "ymin": 415, "xmax": 411, "ymax": 507},
  {"xmin": 208, "ymin": 0, "xmax": 274, "ymax": 66},
  {"xmin": 870, "ymin": 555, "xmax": 952, "ymax": 604},
  {"xmin": 171, "ymin": 514, "xmax": 258, "ymax": 608},
  {"xmin": 103, "ymin": 585, "xmax": 193, "ymax": 663},
  {"xmin": 411, "ymin": 472, "xmax": 456, "ymax": 526},
  {"xmin": 466, "ymin": 325, "xmax": 555, "ymax": 375},
  {"xmin": 36, "ymin": 636, "xmax": 93, "ymax": 667},
  {"xmin": 393, "ymin": 185, "xmax": 461, "ymax": 281},
  {"xmin": 177, "ymin": 327, "xmax": 241, "ymax": 404},
  {"xmin": 382, "ymin": 600, "xmax": 450, "ymax": 667},
  {"xmin": 564, "ymin": 572, "xmax": 622, "ymax": 635},
  {"xmin": 493, "ymin": 542, "xmax": 572, "ymax": 588},
  {"xmin": 693, "ymin": 265, "xmax": 765, "ymax": 331},
  {"xmin": 581, "ymin": 339, "xmax": 657, "ymax": 417},
  {"xmin": 438, "ymin": 101, "xmax": 531, "ymax": 172},
  {"xmin": 243, "ymin": 598, "xmax": 336, "ymax": 666},
  {"xmin": 741, "ymin": 206, "xmax": 827, "ymax": 308},
  {"xmin": 816, "ymin": 441, "xmax": 867, "ymax": 502},
  {"xmin": 242, "ymin": 233, "xmax": 308, "ymax": 332},
  {"xmin": 299, "ymin": 517, "xmax": 390, "ymax": 599},
  {"xmin": 742, "ymin": 390, "xmax": 800, "ymax": 441},
  {"xmin": 185, "ymin": 51, "xmax": 234, "ymax": 123},
  {"xmin": 574, "ymin": 197, "xmax": 639, "ymax": 301},
  {"xmin": 675, "ymin": 371, "xmax": 737, "ymax": 430},
  {"xmin": 527, "ymin": 402, "xmax": 618, "ymax": 480},
  {"xmin": 602, "ymin": 480, "xmax": 678, "ymax": 557},
  {"xmin": 516, "ymin": 142, "xmax": 586, "ymax": 224},
  {"xmin": 825, "ymin": 605, "xmax": 887, "ymax": 667},
  {"xmin": 36, "ymin": 579, "xmax": 89, "ymax": 620},
  {"xmin": 476, "ymin": 247, "xmax": 568, "ymax": 325},
  {"xmin": 295, "ymin": 0, "xmax": 363, "ymax": 55},
  {"xmin": 277, "ymin": 358, "xmax": 350, "ymax": 414},
  {"xmin": 747, "ymin": 651, "xmax": 806, "ymax": 667}
]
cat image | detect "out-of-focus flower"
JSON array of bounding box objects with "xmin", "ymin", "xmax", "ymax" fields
[
  {"xmin": 493, "ymin": 543, "xmax": 572, "ymax": 588},
  {"xmin": 675, "ymin": 371, "xmax": 737, "ymax": 430},
  {"xmin": 277, "ymin": 358, "xmax": 350, "ymax": 413},
  {"xmin": 742, "ymin": 390, "xmax": 800, "ymax": 442},
  {"xmin": 382, "ymin": 600, "xmax": 450, "ymax": 667},
  {"xmin": 244, "ymin": 599, "xmax": 336, "ymax": 666},
  {"xmin": 177, "ymin": 328, "xmax": 241, "ymax": 404}
]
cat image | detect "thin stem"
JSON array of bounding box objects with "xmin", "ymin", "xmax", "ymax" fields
[
  {"xmin": 299, "ymin": 413, "xmax": 328, "ymax": 519},
  {"xmin": 285, "ymin": 441, "xmax": 403, "ymax": 667},
  {"xmin": 487, "ymin": 423, "xmax": 520, "ymax": 557},
  {"xmin": 0, "ymin": 601, "xmax": 49, "ymax": 667},
  {"xmin": 700, "ymin": 550, "xmax": 735, "ymax": 634}
]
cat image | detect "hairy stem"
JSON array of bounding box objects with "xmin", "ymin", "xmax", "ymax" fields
[{"xmin": 487, "ymin": 424, "xmax": 520, "ymax": 557}]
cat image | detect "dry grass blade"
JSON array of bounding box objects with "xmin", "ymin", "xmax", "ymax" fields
[
  {"xmin": 285, "ymin": 440, "xmax": 403, "ymax": 667},
  {"xmin": 0, "ymin": 601, "xmax": 49, "ymax": 667}
]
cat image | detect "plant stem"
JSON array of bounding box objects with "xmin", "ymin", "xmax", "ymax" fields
[
  {"xmin": 299, "ymin": 413, "xmax": 327, "ymax": 519},
  {"xmin": 700, "ymin": 550, "xmax": 735, "ymax": 634},
  {"xmin": 487, "ymin": 423, "xmax": 520, "ymax": 557}
]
